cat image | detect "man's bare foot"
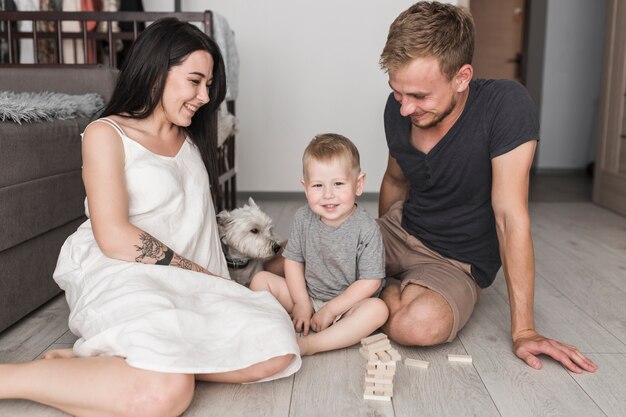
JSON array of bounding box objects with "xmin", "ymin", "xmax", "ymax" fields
[{"xmin": 41, "ymin": 348, "xmax": 75, "ymax": 360}]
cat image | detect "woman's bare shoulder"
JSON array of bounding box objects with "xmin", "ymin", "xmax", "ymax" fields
[{"xmin": 82, "ymin": 118, "xmax": 126, "ymax": 158}]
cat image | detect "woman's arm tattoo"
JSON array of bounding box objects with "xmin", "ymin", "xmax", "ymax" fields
[
  {"xmin": 134, "ymin": 232, "xmax": 169, "ymax": 264},
  {"xmin": 134, "ymin": 232, "xmax": 204, "ymax": 272},
  {"xmin": 171, "ymin": 254, "xmax": 204, "ymax": 272}
]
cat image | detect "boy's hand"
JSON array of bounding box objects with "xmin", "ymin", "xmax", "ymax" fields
[
  {"xmin": 292, "ymin": 302, "xmax": 313, "ymax": 335},
  {"xmin": 310, "ymin": 306, "xmax": 335, "ymax": 332}
]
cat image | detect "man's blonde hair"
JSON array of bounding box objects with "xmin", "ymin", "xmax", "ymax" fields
[
  {"xmin": 302, "ymin": 133, "xmax": 361, "ymax": 179},
  {"xmin": 380, "ymin": 1, "xmax": 474, "ymax": 80}
]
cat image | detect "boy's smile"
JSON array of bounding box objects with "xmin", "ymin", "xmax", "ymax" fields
[{"xmin": 301, "ymin": 158, "xmax": 364, "ymax": 227}]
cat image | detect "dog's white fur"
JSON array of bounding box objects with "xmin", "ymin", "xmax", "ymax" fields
[{"xmin": 217, "ymin": 197, "xmax": 282, "ymax": 287}]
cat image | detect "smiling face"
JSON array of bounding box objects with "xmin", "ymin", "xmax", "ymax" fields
[
  {"xmin": 301, "ymin": 157, "xmax": 365, "ymax": 228},
  {"xmin": 388, "ymin": 56, "xmax": 470, "ymax": 131},
  {"xmin": 160, "ymin": 50, "xmax": 214, "ymax": 127}
]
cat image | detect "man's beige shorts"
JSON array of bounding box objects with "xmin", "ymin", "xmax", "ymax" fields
[{"xmin": 377, "ymin": 201, "xmax": 480, "ymax": 341}]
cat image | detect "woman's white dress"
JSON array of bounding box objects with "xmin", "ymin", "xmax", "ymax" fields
[{"xmin": 53, "ymin": 118, "xmax": 301, "ymax": 380}]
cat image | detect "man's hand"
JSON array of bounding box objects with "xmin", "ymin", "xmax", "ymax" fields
[
  {"xmin": 310, "ymin": 306, "xmax": 336, "ymax": 333},
  {"xmin": 513, "ymin": 329, "xmax": 598, "ymax": 374},
  {"xmin": 292, "ymin": 302, "xmax": 314, "ymax": 335}
]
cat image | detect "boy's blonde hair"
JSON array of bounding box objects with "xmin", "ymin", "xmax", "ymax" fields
[
  {"xmin": 379, "ymin": 1, "xmax": 474, "ymax": 80},
  {"xmin": 302, "ymin": 133, "xmax": 361, "ymax": 179}
]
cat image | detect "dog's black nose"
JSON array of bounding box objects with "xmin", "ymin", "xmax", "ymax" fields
[{"xmin": 272, "ymin": 243, "xmax": 281, "ymax": 254}]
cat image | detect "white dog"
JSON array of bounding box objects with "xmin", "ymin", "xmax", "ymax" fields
[{"xmin": 217, "ymin": 197, "xmax": 282, "ymax": 287}]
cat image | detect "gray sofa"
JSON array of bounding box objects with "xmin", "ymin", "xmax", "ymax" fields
[{"xmin": 0, "ymin": 66, "xmax": 117, "ymax": 332}]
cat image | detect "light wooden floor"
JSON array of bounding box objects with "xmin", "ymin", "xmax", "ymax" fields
[{"xmin": 2, "ymin": 175, "xmax": 626, "ymax": 417}]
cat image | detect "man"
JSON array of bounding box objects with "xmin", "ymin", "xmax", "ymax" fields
[{"xmin": 376, "ymin": 1, "xmax": 596, "ymax": 374}]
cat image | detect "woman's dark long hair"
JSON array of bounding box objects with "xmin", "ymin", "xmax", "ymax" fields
[{"xmin": 102, "ymin": 17, "xmax": 227, "ymax": 202}]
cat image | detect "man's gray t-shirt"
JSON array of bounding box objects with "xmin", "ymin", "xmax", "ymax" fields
[{"xmin": 283, "ymin": 205, "xmax": 385, "ymax": 301}]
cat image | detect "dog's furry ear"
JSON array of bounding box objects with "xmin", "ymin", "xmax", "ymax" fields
[
  {"xmin": 247, "ymin": 197, "xmax": 258, "ymax": 208},
  {"xmin": 216, "ymin": 210, "xmax": 232, "ymax": 227}
]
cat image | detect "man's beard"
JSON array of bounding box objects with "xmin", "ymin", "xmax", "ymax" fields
[{"xmin": 411, "ymin": 95, "xmax": 458, "ymax": 129}]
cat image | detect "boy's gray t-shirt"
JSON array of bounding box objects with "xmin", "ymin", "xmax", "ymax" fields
[{"xmin": 283, "ymin": 204, "xmax": 385, "ymax": 301}]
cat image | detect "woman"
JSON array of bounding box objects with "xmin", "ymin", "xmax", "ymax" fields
[{"xmin": 0, "ymin": 18, "xmax": 300, "ymax": 417}]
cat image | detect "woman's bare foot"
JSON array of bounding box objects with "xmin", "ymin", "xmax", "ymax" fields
[{"xmin": 41, "ymin": 348, "xmax": 75, "ymax": 360}]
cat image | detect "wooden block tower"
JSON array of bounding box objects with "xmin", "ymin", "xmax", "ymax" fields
[{"xmin": 360, "ymin": 333, "xmax": 401, "ymax": 401}]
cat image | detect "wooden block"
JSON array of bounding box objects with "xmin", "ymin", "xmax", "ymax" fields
[
  {"xmin": 404, "ymin": 358, "xmax": 430, "ymax": 369},
  {"xmin": 366, "ymin": 368, "xmax": 395, "ymax": 378},
  {"xmin": 367, "ymin": 359, "xmax": 398, "ymax": 367},
  {"xmin": 361, "ymin": 333, "xmax": 388, "ymax": 346},
  {"xmin": 376, "ymin": 350, "xmax": 392, "ymax": 362},
  {"xmin": 363, "ymin": 393, "xmax": 392, "ymax": 401},
  {"xmin": 364, "ymin": 339, "xmax": 392, "ymax": 354},
  {"xmin": 359, "ymin": 347, "xmax": 377, "ymax": 360},
  {"xmin": 447, "ymin": 354, "xmax": 473, "ymax": 363},
  {"xmin": 366, "ymin": 361, "xmax": 396, "ymax": 370},
  {"xmin": 364, "ymin": 337, "xmax": 391, "ymax": 349},
  {"xmin": 364, "ymin": 376, "xmax": 394, "ymax": 385},
  {"xmin": 363, "ymin": 387, "xmax": 393, "ymax": 397},
  {"xmin": 364, "ymin": 386, "xmax": 393, "ymax": 397},
  {"xmin": 367, "ymin": 362, "xmax": 396, "ymax": 372},
  {"xmin": 366, "ymin": 371, "xmax": 396, "ymax": 379},
  {"xmin": 364, "ymin": 381, "xmax": 393, "ymax": 390},
  {"xmin": 387, "ymin": 349, "xmax": 401, "ymax": 361}
]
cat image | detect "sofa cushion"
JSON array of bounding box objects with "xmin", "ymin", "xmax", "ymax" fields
[
  {"xmin": 0, "ymin": 219, "xmax": 83, "ymax": 333},
  {"xmin": 0, "ymin": 118, "xmax": 87, "ymax": 188},
  {"xmin": 0, "ymin": 66, "xmax": 117, "ymax": 102},
  {"xmin": 0, "ymin": 171, "xmax": 85, "ymax": 252}
]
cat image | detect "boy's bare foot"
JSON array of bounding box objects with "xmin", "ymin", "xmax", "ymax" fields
[{"xmin": 41, "ymin": 348, "xmax": 75, "ymax": 360}]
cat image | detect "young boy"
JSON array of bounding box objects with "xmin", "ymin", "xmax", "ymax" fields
[{"xmin": 250, "ymin": 134, "xmax": 389, "ymax": 356}]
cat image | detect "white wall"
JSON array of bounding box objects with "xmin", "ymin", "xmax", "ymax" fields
[
  {"xmin": 536, "ymin": 0, "xmax": 607, "ymax": 169},
  {"xmin": 145, "ymin": 0, "xmax": 458, "ymax": 192},
  {"xmin": 143, "ymin": 0, "xmax": 606, "ymax": 181}
]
